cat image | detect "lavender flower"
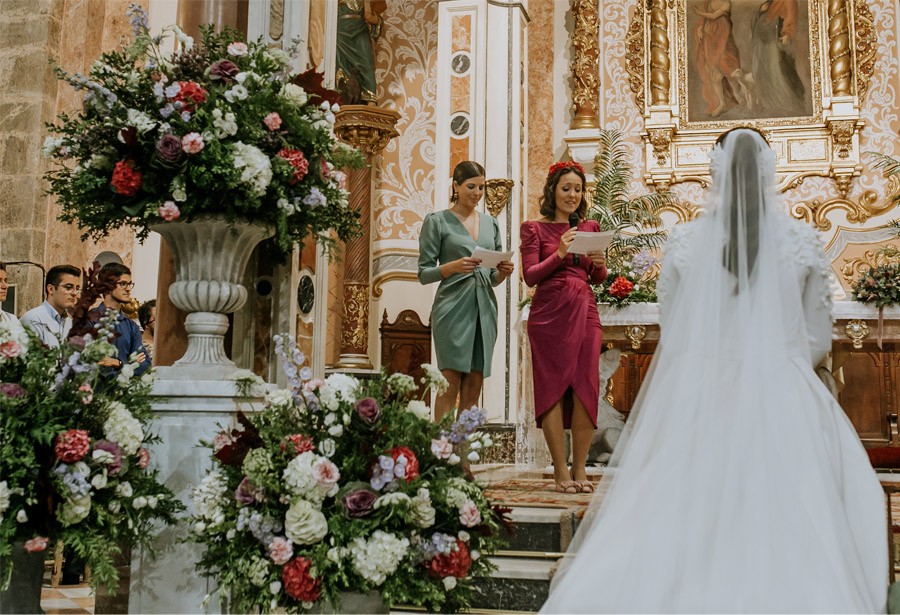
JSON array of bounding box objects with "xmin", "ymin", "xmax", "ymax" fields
[
  {"xmin": 126, "ymin": 3, "xmax": 150, "ymax": 37},
  {"xmin": 631, "ymin": 249, "xmax": 659, "ymax": 277},
  {"xmin": 443, "ymin": 406, "xmax": 487, "ymax": 445},
  {"xmin": 302, "ymin": 187, "xmax": 327, "ymax": 208},
  {"xmin": 54, "ymin": 464, "xmax": 90, "ymax": 497}
]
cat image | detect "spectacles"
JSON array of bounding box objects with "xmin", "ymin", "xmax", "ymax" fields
[
  {"xmin": 116, "ymin": 281, "xmax": 136, "ymax": 290},
  {"xmin": 55, "ymin": 283, "xmax": 81, "ymax": 294}
]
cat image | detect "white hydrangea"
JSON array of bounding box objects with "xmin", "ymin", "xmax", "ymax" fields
[
  {"xmin": 231, "ymin": 142, "xmax": 272, "ymax": 196},
  {"xmin": 192, "ymin": 469, "xmax": 229, "ymax": 521},
  {"xmin": 349, "ymin": 531, "xmax": 409, "ymax": 586},
  {"xmin": 406, "ymin": 400, "xmax": 431, "ymax": 421},
  {"xmin": 266, "ymin": 388, "xmax": 294, "ymax": 408},
  {"xmin": 246, "ymin": 555, "xmax": 271, "ymax": 587},
  {"xmin": 373, "ymin": 492, "xmax": 410, "ymax": 510},
  {"xmin": 409, "ymin": 488, "xmax": 436, "ymax": 528},
  {"xmin": 386, "ymin": 373, "xmax": 417, "ymax": 397},
  {"xmin": 282, "ymin": 451, "xmax": 339, "ymax": 503},
  {"xmin": 318, "ymin": 373, "xmax": 358, "ymax": 411},
  {"xmin": 102, "ymin": 402, "xmax": 143, "ymax": 455},
  {"xmin": 0, "ymin": 481, "xmax": 9, "ymax": 518},
  {"xmin": 284, "ymin": 498, "xmax": 328, "ymax": 545},
  {"xmin": 125, "ymin": 108, "xmax": 157, "ymax": 133},
  {"xmin": 0, "ymin": 320, "xmax": 30, "ymax": 362},
  {"xmin": 444, "ymin": 487, "xmax": 468, "ymax": 509}
]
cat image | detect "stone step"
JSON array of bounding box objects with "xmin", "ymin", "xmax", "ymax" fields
[{"xmin": 469, "ymin": 556, "xmax": 555, "ymax": 612}]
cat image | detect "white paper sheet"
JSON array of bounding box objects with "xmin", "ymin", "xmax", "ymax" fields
[
  {"xmin": 471, "ymin": 247, "xmax": 515, "ymax": 268},
  {"xmin": 568, "ymin": 230, "xmax": 614, "ymax": 255}
]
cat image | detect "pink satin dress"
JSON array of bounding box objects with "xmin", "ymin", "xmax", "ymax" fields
[{"xmin": 521, "ymin": 220, "xmax": 608, "ymax": 428}]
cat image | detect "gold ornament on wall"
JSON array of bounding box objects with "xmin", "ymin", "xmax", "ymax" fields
[
  {"xmin": 485, "ymin": 179, "xmax": 515, "ymax": 217},
  {"xmin": 648, "ymin": 0, "xmax": 670, "ymax": 105},
  {"xmin": 827, "ymin": 0, "xmax": 852, "ymax": 96},
  {"xmin": 840, "ymin": 245, "xmax": 900, "ymax": 286},
  {"xmin": 334, "ymin": 105, "xmax": 400, "ymax": 157},
  {"xmin": 625, "ymin": 5, "xmax": 646, "ymax": 111},
  {"xmin": 570, "ymin": 0, "xmax": 600, "ymax": 129},
  {"xmin": 789, "ymin": 189, "xmax": 891, "ymax": 231}
]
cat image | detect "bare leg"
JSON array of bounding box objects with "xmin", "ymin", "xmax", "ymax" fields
[
  {"xmin": 435, "ymin": 369, "xmax": 461, "ymax": 423},
  {"xmin": 540, "ymin": 403, "xmax": 574, "ymax": 486},
  {"xmin": 458, "ymin": 371, "xmax": 484, "ymax": 412},
  {"xmin": 570, "ymin": 395, "xmax": 595, "ymax": 485}
]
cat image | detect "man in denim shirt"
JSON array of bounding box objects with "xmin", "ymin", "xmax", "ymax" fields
[{"xmin": 93, "ymin": 263, "xmax": 150, "ymax": 377}]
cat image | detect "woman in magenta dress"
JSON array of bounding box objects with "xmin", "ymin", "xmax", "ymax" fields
[{"xmin": 521, "ymin": 161, "xmax": 607, "ymax": 494}]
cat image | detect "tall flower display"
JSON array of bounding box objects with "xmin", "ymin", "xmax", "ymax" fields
[
  {"xmin": 190, "ymin": 336, "xmax": 507, "ymax": 613},
  {"xmin": 44, "ymin": 4, "xmax": 364, "ymax": 254},
  {"xmin": 0, "ymin": 265, "xmax": 182, "ymax": 590}
]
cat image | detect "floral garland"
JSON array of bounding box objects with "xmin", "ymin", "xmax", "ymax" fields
[
  {"xmin": 189, "ymin": 336, "xmax": 507, "ymax": 613},
  {"xmin": 547, "ymin": 160, "xmax": 585, "ymax": 180}
]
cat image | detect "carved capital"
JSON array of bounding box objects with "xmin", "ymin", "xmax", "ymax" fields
[
  {"xmin": 333, "ymin": 105, "xmax": 400, "ymax": 157},
  {"xmin": 828, "ymin": 119, "xmax": 856, "ymax": 159},
  {"xmin": 646, "ymin": 127, "xmax": 674, "ymax": 166},
  {"xmin": 570, "ymin": 0, "xmax": 600, "ymax": 129},
  {"xmin": 485, "ymin": 178, "xmax": 515, "ymax": 217}
]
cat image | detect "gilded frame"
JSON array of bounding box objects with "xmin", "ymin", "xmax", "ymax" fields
[{"xmin": 625, "ymin": 0, "xmax": 878, "ymax": 197}]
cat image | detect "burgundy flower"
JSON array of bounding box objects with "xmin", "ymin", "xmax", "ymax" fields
[
  {"xmin": 93, "ymin": 440, "xmax": 123, "ymax": 475},
  {"xmin": 208, "ymin": 59, "xmax": 240, "ymax": 83},
  {"xmin": 354, "ymin": 397, "xmax": 381, "ymax": 425},
  {"xmin": 155, "ymin": 134, "xmax": 183, "ymax": 164},
  {"xmin": 342, "ymin": 487, "xmax": 377, "ymax": 518},
  {"xmin": 0, "ymin": 383, "xmax": 26, "ymax": 398}
]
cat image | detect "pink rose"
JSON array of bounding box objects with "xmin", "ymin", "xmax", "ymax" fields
[
  {"xmin": 213, "ymin": 431, "xmax": 234, "ymax": 453},
  {"xmin": 78, "ymin": 383, "xmax": 93, "ymax": 405},
  {"xmin": 181, "ymin": 132, "xmax": 204, "ymax": 154},
  {"xmin": 24, "ymin": 537, "xmax": 48, "ymax": 553},
  {"xmin": 0, "ymin": 341, "xmax": 23, "ymax": 359},
  {"xmin": 137, "ymin": 447, "xmax": 150, "ymax": 469},
  {"xmin": 431, "ymin": 437, "xmax": 453, "ymax": 460},
  {"xmin": 263, "ymin": 112, "xmax": 282, "ymax": 131},
  {"xmin": 158, "ymin": 200, "xmax": 180, "ymax": 221},
  {"xmin": 268, "ymin": 536, "xmax": 294, "ymax": 565},
  {"xmin": 459, "ymin": 500, "xmax": 482, "ymax": 528},
  {"xmin": 227, "ymin": 42, "xmax": 248, "ymax": 57},
  {"xmin": 313, "ymin": 458, "xmax": 340, "ymax": 488}
]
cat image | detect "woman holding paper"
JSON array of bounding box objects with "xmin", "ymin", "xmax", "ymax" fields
[
  {"xmin": 521, "ymin": 161, "xmax": 607, "ymax": 494},
  {"xmin": 418, "ymin": 161, "xmax": 515, "ymax": 422}
]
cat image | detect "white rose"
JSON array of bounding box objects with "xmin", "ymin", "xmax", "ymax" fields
[
  {"xmin": 328, "ymin": 424, "xmax": 344, "ymax": 438},
  {"xmin": 133, "ymin": 496, "xmax": 147, "ymax": 509},
  {"xmin": 194, "ymin": 522, "xmax": 207, "ymax": 534},
  {"xmin": 281, "ymin": 83, "xmax": 308, "ymax": 106},
  {"xmin": 443, "ymin": 576, "xmax": 457, "ymax": 591},
  {"xmin": 406, "ymin": 400, "xmax": 431, "ymax": 420},
  {"xmin": 116, "ymin": 482, "xmax": 133, "ymax": 498},
  {"xmin": 284, "ymin": 498, "xmax": 328, "ymax": 545},
  {"xmin": 91, "ymin": 473, "xmax": 108, "ymax": 490},
  {"xmin": 147, "ymin": 496, "xmax": 158, "ymax": 509},
  {"xmin": 448, "ymin": 453, "xmax": 461, "ymax": 465},
  {"xmin": 16, "ymin": 510, "xmax": 27, "ymax": 523}
]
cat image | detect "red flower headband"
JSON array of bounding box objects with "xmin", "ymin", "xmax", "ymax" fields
[{"xmin": 547, "ymin": 160, "xmax": 584, "ymax": 180}]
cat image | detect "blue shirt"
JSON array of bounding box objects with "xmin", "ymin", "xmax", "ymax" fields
[{"xmin": 91, "ymin": 305, "xmax": 151, "ymax": 377}]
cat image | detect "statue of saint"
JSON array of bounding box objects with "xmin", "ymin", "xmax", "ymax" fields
[{"xmin": 335, "ymin": 0, "xmax": 386, "ymax": 105}]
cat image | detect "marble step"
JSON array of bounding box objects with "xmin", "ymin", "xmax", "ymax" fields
[
  {"xmin": 468, "ymin": 555, "xmax": 555, "ymax": 612},
  {"xmin": 500, "ymin": 506, "xmax": 578, "ymax": 554}
]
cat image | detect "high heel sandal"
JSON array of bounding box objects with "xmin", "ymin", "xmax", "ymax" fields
[{"xmin": 554, "ymin": 480, "xmax": 579, "ymax": 494}]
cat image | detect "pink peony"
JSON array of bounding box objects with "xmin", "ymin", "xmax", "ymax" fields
[
  {"xmin": 227, "ymin": 42, "xmax": 248, "ymax": 57},
  {"xmin": 459, "ymin": 500, "xmax": 482, "ymax": 527},
  {"xmin": 431, "ymin": 437, "xmax": 453, "ymax": 460},
  {"xmin": 181, "ymin": 132, "xmax": 204, "ymax": 154},
  {"xmin": 24, "ymin": 537, "xmax": 48, "ymax": 553},
  {"xmin": 312, "ymin": 459, "xmax": 340, "ymax": 488},
  {"xmin": 158, "ymin": 200, "xmax": 180, "ymax": 221},
  {"xmin": 0, "ymin": 341, "xmax": 23, "ymax": 359},
  {"xmin": 263, "ymin": 112, "xmax": 282, "ymax": 131},
  {"xmin": 55, "ymin": 429, "xmax": 90, "ymax": 463},
  {"xmin": 267, "ymin": 536, "xmax": 293, "ymax": 565}
]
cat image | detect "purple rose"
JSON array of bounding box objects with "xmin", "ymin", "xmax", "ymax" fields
[
  {"xmin": 0, "ymin": 383, "xmax": 26, "ymax": 398},
  {"xmin": 342, "ymin": 488, "xmax": 377, "ymax": 518},
  {"xmin": 235, "ymin": 476, "xmax": 264, "ymax": 505},
  {"xmin": 93, "ymin": 440, "xmax": 123, "ymax": 476},
  {"xmin": 209, "ymin": 59, "xmax": 240, "ymax": 83},
  {"xmin": 354, "ymin": 397, "xmax": 381, "ymax": 425},
  {"xmin": 156, "ymin": 134, "xmax": 183, "ymax": 164}
]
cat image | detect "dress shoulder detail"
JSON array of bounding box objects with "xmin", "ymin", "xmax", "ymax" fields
[{"xmin": 779, "ymin": 218, "xmax": 833, "ymax": 312}]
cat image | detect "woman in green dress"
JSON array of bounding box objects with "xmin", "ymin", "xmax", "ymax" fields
[{"xmin": 418, "ymin": 161, "xmax": 515, "ymax": 421}]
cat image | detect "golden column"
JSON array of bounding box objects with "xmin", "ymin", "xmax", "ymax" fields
[
  {"xmin": 570, "ymin": 0, "xmax": 600, "ymax": 130},
  {"xmin": 333, "ymin": 105, "xmax": 400, "ymax": 369}
]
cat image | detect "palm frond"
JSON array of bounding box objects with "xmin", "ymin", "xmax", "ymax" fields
[{"xmin": 866, "ymin": 152, "xmax": 900, "ymax": 177}]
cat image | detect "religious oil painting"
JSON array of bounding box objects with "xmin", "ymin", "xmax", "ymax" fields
[{"xmin": 685, "ymin": 0, "xmax": 814, "ymax": 123}]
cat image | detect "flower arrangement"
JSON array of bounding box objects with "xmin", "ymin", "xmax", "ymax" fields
[
  {"xmin": 0, "ymin": 265, "xmax": 182, "ymax": 590},
  {"xmin": 594, "ymin": 248, "xmax": 662, "ymax": 308},
  {"xmin": 189, "ymin": 336, "xmax": 506, "ymax": 613},
  {"xmin": 44, "ymin": 4, "xmax": 364, "ymax": 255},
  {"xmin": 852, "ymin": 252, "xmax": 900, "ymax": 308}
]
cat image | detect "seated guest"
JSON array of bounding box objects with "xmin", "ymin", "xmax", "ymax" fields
[
  {"xmin": 138, "ymin": 299, "xmax": 156, "ymax": 365},
  {"xmin": 20, "ymin": 264, "xmax": 80, "ymax": 346},
  {"xmin": 0, "ymin": 263, "xmax": 19, "ymax": 323},
  {"xmin": 93, "ymin": 263, "xmax": 150, "ymax": 377}
]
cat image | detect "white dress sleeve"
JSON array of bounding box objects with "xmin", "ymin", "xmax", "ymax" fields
[
  {"xmin": 788, "ymin": 220, "xmax": 834, "ymax": 367},
  {"xmin": 657, "ymin": 222, "xmax": 695, "ymax": 330}
]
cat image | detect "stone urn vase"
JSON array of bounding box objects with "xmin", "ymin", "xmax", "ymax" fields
[
  {"xmin": 149, "ymin": 218, "xmax": 273, "ymax": 381},
  {"xmin": 0, "ymin": 542, "xmax": 45, "ymax": 614}
]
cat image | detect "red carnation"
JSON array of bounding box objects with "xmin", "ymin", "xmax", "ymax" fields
[
  {"xmin": 389, "ymin": 446, "xmax": 419, "ymax": 481},
  {"xmin": 282, "ymin": 557, "xmax": 321, "ymax": 602},
  {"xmin": 173, "ymin": 80, "xmax": 208, "ymax": 112},
  {"xmin": 283, "ymin": 434, "xmax": 315, "ymax": 455},
  {"xmin": 55, "ymin": 429, "xmax": 90, "ymax": 463},
  {"xmin": 608, "ymin": 276, "xmax": 635, "ymax": 299},
  {"xmin": 111, "ymin": 160, "xmax": 142, "ymax": 196},
  {"xmin": 427, "ymin": 540, "xmax": 472, "ymax": 578},
  {"xmin": 277, "ymin": 148, "xmax": 310, "ymax": 184}
]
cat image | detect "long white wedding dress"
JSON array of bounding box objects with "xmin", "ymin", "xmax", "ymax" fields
[{"xmin": 541, "ymin": 130, "xmax": 887, "ymax": 613}]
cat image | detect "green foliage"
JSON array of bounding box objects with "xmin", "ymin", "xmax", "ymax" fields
[
  {"xmin": 0, "ymin": 305, "xmax": 182, "ymax": 592},
  {"xmin": 190, "ymin": 341, "xmax": 505, "ymax": 613},
  {"xmin": 588, "ymin": 129, "xmax": 671, "ymax": 306},
  {"xmin": 44, "ymin": 8, "xmax": 364, "ymax": 257},
  {"xmin": 852, "ymin": 248, "xmax": 900, "ymax": 308}
]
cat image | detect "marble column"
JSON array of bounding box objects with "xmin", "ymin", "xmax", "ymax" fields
[{"xmin": 332, "ymin": 105, "xmax": 400, "ymax": 370}]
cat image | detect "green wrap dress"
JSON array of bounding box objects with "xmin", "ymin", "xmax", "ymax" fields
[{"xmin": 418, "ymin": 209, "xmax": 504, "ymax": 377}]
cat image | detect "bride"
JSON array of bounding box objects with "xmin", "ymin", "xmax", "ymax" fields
[{"xmin": 541, "ymin": 128, "xmax": 887, "ymax": 613}]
